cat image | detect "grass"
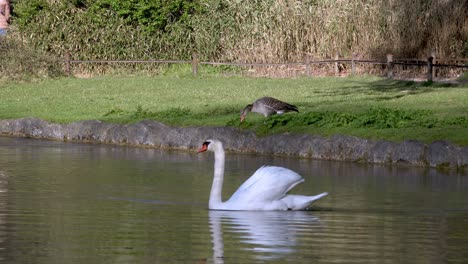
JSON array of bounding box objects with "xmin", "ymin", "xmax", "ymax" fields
[{"xmin": 0, "ymin": 74, "xmax": 467, "ymax": 145}]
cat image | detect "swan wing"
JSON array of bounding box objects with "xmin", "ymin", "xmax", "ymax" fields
[{"xmin": 227, "ymin": 166, "xmax": 304, "ymax": 204}]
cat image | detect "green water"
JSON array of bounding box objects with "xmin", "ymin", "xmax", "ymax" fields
[{"xmin": 0, "ymin": 137, "xmax": 466, "ymax": 263}]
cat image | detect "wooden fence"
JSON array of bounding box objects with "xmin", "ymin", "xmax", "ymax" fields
[{"xmin": 64, "ymin": 52, "xmax": 468, "ymax": 81}]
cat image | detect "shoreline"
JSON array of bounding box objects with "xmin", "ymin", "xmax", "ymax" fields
[{"xmin": 0, "ymin": 117, "xmax": 466, "ymax": 170}]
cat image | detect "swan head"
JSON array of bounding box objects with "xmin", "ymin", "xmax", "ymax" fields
[
  {"xmin": 197, "ymin": 139, "xmax": 223, "ymax": 153},
  {"xmin": 240, "ymin": 104, "xmax": 253, "ymax": 122}
]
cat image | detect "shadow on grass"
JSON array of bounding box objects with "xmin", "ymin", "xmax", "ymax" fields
[
  {"xmin": 370, "ymin": 78, "xmax": 458, "ymax": 91},
  {"xmin": 299, "ymin": 78, "xmax": 458, "ymax": 104},
  {"xmin": 305, "ymin": 78, "xmax": 463, "ymax": 104}
]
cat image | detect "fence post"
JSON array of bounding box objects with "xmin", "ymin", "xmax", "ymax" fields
[
  {"xmin": 192, "ymin": 53, "xmax": 198, "ymax": 76},
  {"xmin": 351, "ymin": 52, "xmax": 356, "ymax": 75},
  {"xmin": 64, "ymin": 51, "xmax": 71, "ymax": 76},
  {"xmin": 305, "ymin": 55, "xmax": 312, "ymax": 77},
  {"xmin": 334, "ymin": 52, "xmax": 339, "ymax": 76},
  {"xmin": 386, "ymin": 54, "xmax": 393, "ymax": 79},
  {"xmin": 427, "ymin": 55, "xmax": 434, "ymax": 82},
  {"xmin": 430, "ymin": 51, "xmax": 436, "ymax": 80}
]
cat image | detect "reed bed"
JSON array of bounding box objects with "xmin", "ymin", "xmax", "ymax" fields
[{"xmin": 9, "ymin": 0, "xmax": 466, "ymax": 72}]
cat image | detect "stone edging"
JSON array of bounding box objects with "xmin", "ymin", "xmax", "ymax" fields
[{"xmin": 0, "ymin": 118, "xmax": 466, "ymax": 170}]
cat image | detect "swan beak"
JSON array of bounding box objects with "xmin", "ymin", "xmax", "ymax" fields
[{"xmin": 197, "ymin": 145, "xmax": 208, "ymax": 153}]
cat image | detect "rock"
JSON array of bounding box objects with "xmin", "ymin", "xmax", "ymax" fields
[
  {"xmin": 391, "ymin": 140, "xmax": 427, "ymax": 166},
  {"xmin": 0, "ymin": 118, "xmax": 466, "ymax": 170},
  {"xmin": 369, "ymin": 140, "xmax": 396, "ymax": 164},
  {"xmin": 458, "ymin": 147, "xmax": 468, "ymax": 170},
  {"xmin": 426, "ymin": 141, "xmax": 459, "ymax": 168}
]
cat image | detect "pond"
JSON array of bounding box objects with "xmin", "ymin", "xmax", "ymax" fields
[{"xmin": 0, "ymin": 137, "xmax": 467, "ymax": 263}]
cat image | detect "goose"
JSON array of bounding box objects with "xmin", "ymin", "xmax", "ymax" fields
[
  {"xmin": 240, "ymin": 97, "xmax": 299, "ymax": 122},
  {"xmin": 197, "ymin": 139, "xmax": 328, "ymax": 210}
]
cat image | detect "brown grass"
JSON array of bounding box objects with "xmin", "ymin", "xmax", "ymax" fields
[{"xmin": 7, "ymin": 0, "xmax": 467, "ymax": 78}]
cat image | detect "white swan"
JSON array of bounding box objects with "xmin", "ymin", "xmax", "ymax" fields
[{"xmin": 197, "ymin": 139, "xmax": 328, "ymax": 210}]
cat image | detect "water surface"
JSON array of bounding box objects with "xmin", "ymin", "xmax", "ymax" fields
[{"xmin": 0, "ymin": 137, "xmax": 467, "ymax": 263}]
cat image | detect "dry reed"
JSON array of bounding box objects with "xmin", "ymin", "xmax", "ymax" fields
[{"xmin": 8, "ymin": 0, "xmax": 468, "ymax": 77}]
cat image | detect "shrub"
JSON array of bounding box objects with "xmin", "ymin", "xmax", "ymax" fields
[{"xmin": 0, "ymin": 36, "xmax": 64, "ymax": 80}]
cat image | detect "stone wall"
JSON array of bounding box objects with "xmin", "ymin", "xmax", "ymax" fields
[{"xmin": 0, "ymin": 118, "xmax": 466, "ymax": 170}]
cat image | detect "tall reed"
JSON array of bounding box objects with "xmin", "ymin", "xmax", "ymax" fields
[{"xmin": 9, "ymin": 0, "xmax": 468, "ymax": 75}]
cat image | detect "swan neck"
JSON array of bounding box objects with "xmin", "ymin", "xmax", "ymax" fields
[{"xmin": 209, "ymin": 145, "xmax": 225, "ymax": 209}]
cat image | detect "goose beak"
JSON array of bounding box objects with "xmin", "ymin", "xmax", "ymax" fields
[{"xmin": 240, "ymin": 115, "xmax": 245, "ymax": 122}]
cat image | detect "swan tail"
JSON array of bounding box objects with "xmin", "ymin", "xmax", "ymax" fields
[
  {"xmin": 282, "ymin": 192, "xmax": 328, "ymax": 210},
  {"xmin": 309, "ymin": 192, "xmax": 328, "ymax": 202}
]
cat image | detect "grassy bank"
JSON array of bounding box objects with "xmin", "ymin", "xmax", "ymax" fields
[{"xmin": 0, "ymin": 75, "xmax": 467, "ymax": 145}]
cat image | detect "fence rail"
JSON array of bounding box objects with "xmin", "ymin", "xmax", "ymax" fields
[{"xmin": 64, "ymin": 52, "xmax": 467, "ymax": 81}]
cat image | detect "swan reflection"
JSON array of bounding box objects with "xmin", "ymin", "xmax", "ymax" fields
[{"xmin": 209, "ymin": 210, "xmax": 322, "ymax": 262}]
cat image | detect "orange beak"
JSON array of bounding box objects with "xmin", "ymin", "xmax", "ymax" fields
[
  {"xmin": 240, "ymin": 115, "xmax": 245, "ymax": 122},
  {"xmin": 197, "ymin": 144, "xmax": 208, "ymax": 153}
]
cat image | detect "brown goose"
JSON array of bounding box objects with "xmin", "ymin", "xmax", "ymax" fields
[{"xmin": 240, "ymin": 97, "xmax": 299, "ymax": 122}]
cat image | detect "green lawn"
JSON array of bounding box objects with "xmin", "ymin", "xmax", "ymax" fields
[{"xmin": 0, "ymin": 75, "xmax": 467, "ymax": 145}]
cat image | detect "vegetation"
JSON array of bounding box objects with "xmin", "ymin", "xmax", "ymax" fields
[
  {"xmin": 1, "ymin": 1, "xmax": 466, "ymax": 146},
  {"xmin": 0, "ymin": 74, "xmax": 466, "ymax": 145},
  {"xmin": 8, "ymin": 0, "xmax": 467, "ymax": 65},
  {"xmin": 0, "ymin": 38, "xmax": 64, "ymax": 80}
]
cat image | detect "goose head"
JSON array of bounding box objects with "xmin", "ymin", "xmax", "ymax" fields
[{"xmin": 240, "ymin": 104, "xmax": 253, "ymax": 122}]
